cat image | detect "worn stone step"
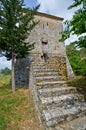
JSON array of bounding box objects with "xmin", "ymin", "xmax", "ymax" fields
[
  {"xmin": 37, "ymin": 82, "xmax": 68, "ymax": 89},
  {"xmin": 36, "ymin": 75, "xmax": 58, "ymax": 79},
  {"xmin": 38, "ymin": 86, "xmax": 77, "ymax": 97},
  {"xmin": 55, "ymin": 116, "xmax": 86, "ymax": 130},
  {"xmin": 33, "ymin": 66, "xmax": 48, "ymax": 69},
  {"xmin": 43, "ymin": 104, "xmax": 86, "ymax": 127},
  {"xmin": 34, "ymin": 71, "xmax": 59, "ymax": 77},
  {"xmin": 32, "ymin": 64, "xmax": 59, "ymax": 69},
  {"xmin": 32, "ymin": 63, "xmax": 45, "ymax": 66},
  {"xmin": 36, "ymin": 75, "xmax": 64, "ymax": 82},
  {"xmin": 40, "ymin": 93, "xmax": 84, "ymax": 107},
  {"xmin": 33, "ymin": 65, "xmax": 52, "ymax": 69},
  {"xmin": 36, "ymin": 80, "xmax": 66, "ymax": 86},
  {"xmin": 32, "ymin": 62, "xmax": 57, "ymax": 66},
  {"xmin": 33, "ymin": 68, "xmax": 58, "ymax": 72}
]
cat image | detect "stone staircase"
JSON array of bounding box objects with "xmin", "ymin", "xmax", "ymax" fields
[{"xmin": 29, "ymin": 55, "xmax": 86, "ymax": 130}]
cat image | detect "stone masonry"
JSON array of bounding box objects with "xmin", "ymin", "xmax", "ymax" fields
[
  {"xmin": 15, "ymin": 12, "xmax": 74, "ymax": 86},
  {"xmin": 14, "ymin": 57, "xmax": 30, "ymax": 86}
]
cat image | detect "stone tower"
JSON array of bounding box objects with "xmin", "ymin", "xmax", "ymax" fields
[{"xmin": 15, "ymin": 12, "xmax": 74, "ymax": 86}]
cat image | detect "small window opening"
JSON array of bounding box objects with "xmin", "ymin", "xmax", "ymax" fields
[
  {"xmin": 47, "ymin": 22, "xmax": 48, "ymax": 26},
  {"xmin": 42, "ymin": 41, "xmax": 48, "ymax": 45},
  {"xmin": 43, "ymin": 24, "xmax": 44, "ymax": 29}
]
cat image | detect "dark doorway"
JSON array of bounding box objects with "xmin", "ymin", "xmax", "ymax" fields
[{"xmin": 41, "ymin": 41, "xmax": 49, "ymax": 61}]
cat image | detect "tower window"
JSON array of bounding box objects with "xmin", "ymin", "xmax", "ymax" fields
[{"xmin": 43, "ymin": 24, "xmax": 44, "ymax": 29}]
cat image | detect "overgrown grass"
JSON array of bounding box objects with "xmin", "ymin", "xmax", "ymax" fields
[
  {"xmin": 0, "ymin": 75, "xmax": 42, "ymax": 130},
  {"xmin": 68, "ymin": 76, "xmax": 86, "ymax": 101}
]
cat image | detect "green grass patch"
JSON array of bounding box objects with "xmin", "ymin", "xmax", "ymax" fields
[
  {"xmin": 0, "ymin": 75, "xmax": 42, "ymax": 130},
  {"xmin": 0, "ymin": 75, "xmax": 10, "ymax": 86}
]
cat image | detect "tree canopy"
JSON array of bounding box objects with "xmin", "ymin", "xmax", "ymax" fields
[
  {"xmin": 60, "ymin": 0, "xmax": 86, "ymax": 48},
  {"xmin": 0, "ymin": 0, "xmax": 39, "ymax": 59}
]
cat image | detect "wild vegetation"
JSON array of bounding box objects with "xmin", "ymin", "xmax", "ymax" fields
[
  {"xmin": 68, "ymin": 76, "xmax": 86, "ymax": 101},
  {"xmin": 66, "ymin": 43, "xmax": 86, "ymax": 76},
  {"xmin": 66, "ymin": 43, "xmax": 86, "ymax": 100}
]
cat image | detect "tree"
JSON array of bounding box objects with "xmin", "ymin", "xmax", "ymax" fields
[
  {"xmin": 0, "ymin": 0, "xmax": 39, "ymax": 93},
  {"xmin": 0, "ymin": 67, "xmax": 11, "ymax": 75},
  {"xmin": 66, "ymin": 43, "xmax": 80, "ymax": 57},
  {"xmin": 66, "ymin": 43, "xmax": 86, "ymax": 76},
  {"xmin": 60, "ymin": 0, "xmax": 86, "ymax": 48}
]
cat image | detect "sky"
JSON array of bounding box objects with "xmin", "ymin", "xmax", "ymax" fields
[
  {"xmin": 0, "ymin": 0, "xmax": 77, "ymax": 69},
  {"xmin": 24, "ymin": 0, "xmax": 76, "ymax": 20}
]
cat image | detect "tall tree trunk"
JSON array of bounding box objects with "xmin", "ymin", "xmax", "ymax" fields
[{"xmin": 11, "ymin": 51, "xmax": 15, "ymax": 93}]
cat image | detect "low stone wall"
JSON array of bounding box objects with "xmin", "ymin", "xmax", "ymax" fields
[
  {"xmin": 66, "ymin": 56, "xmax": 75, "ymax": 80},
  {"xmin": 14, "ymin": 57, "xmax": 31, "ymax": 87}
]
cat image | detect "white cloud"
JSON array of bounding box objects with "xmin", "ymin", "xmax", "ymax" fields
[
  {"xmin": 37, "ymin": 0, "xmax": 75, "ymax": 20},
  {"xmin": 0, "ymin": 57, "xmax": 11, "ymax": 70},
  {"xmin": 65, "ymin": 34, "xmax": 78, "ymax": 45},
  {"xmin": 65, "ymin": 33, "xmax": 86, "ymax": 45}
]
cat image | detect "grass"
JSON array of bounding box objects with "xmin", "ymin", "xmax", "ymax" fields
[
  {"xmin": 0, "ymin": 75, "xmax": 42, "ymax": 130},
  {"xmin": 68, "ymin": 76, "xmax": 86, "ymax": 101}
]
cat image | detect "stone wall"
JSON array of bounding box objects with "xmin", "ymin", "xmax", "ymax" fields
[
  {"xmin": 28, "ymin": 13, "xmax": 66, "ymax": 57},
  {"xmin": 66, "ymin": 56, "xmax": 75, "ymax": 80},
  {"xmin": 14, "ymin": 57, "xmax": 31, "ymax": 86}
]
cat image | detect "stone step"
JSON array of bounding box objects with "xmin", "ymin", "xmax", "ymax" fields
[
  {"xmin": 36, "ymin": 75, "xmax": 64, "ymax": 82},
  {"xmin": 36, "ymin": 80, "xmax": 66, "ymax": 86},
  {"xmin": 55, "ymin": 116, "xmax": 86, "ymax": 130},
  {"xmin": 43, "ymin": 104, "xmax": 86, "ymax": 127},
  {"xmin": 33, "ymin": 68, "xmax": 58, "ymax": 72},
  {"xmin": 37, "ymin": 82, "xmax": 68, "ymax": 89},
  {"xmin": 33, "ymin": 65, "xmax": 53, "ymax": 69},
  {"xmin": 40, "ymin": 93, "xmax": 84, "ymax": 107},
  {"xmin": 34, "ymin": 71, "xmax": 59, "ymax": 77},
  {"xmin": 32, "ymin": 63, "xmax": 45, "ymax": 66},
  {"xmin": 32, "ymin": 64, "xmax": 59, "ymax": 69},
  {"xmin": 32, "ymin": 62, "xmax": 57, "ymax": 66},
  {"xmin": 38, "ymin": 86, "xmax": 77, "ymax": 97}
]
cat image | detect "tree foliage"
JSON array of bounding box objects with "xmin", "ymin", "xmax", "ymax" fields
[
  {"xmin": 0, "ymin": 0, "xmax": 39, "ymax": 93},
  {"xmin": 0, "ymin": 0, "xmax": 39, "ymax": 59},
  {"xmin": 0, "ymin": 67, "xmax": 11, "ymax": 75},
  {"xmin": 60, "ymin": 0, "xmax": 86, "ymax": 48},
  {"xmin": 66, "ymin": 43, "xmax": 86, "ymax": 76}
]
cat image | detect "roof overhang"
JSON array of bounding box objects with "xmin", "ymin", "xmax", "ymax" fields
[{"xmin": 36, "ymin": 12, "xmax": 64, "ymax": 21}]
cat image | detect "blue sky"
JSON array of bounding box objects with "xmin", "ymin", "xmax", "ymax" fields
[
  {"xmin": 24, "ymin": 0, "xmax": 37, "ymax": 8},
  {"xmin": 0, "ymin": 0, "xmax": 77, "ymax": 69},
  {"xmin": 24, "ymin": 0, "xmax": 76, "ymax": 20}
]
